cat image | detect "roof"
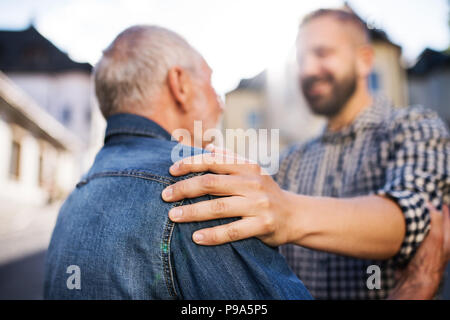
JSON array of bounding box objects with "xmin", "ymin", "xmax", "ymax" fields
[
  {"xmin": 408, "ymin": 48, "xmax": 450, "ymax": 76},
  {"xmin": 0, "ymin": 25, "xmax": 92, "ymax": 73},
  {"xmin": 232, "ymin": 70, "xmax": 266, "ymax": 92},
  {"xmin": 368, "ymin": 28, "xmax": 401, "ymax": 50},
  {"xmin": 0, "ymin": 71, "xmax": 82, "ymax": 151},
  {"xmin": 342, "ymin": 2, "xmax": 401, "ymax": 50}
]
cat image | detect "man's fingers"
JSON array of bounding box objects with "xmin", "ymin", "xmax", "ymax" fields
[
  {"xmin": 169, "ymin": 153, "xmax": 259, "ymax": 176},
  {"xmin": 162, "ymin": 174, "xmax": 246, "ymax": 202},
  {"xmin": 169, "ymin": 196, "xmax": 250, "ymax": 222},
  {"xmin": 206, "ymin": 144, "xmax": 250, "ymax": 163},
  {"xmin": 205, "ymin": 144, "xmax": 236, "ymax": 157},
  {"xmin": 191, "ymin": 217, "xmax": 261, "ymax": 245}
]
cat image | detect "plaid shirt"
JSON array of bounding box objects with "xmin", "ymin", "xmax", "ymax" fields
[{"xmin": 275, "ymin": 99, "xmax": 450, "ymax": 299}]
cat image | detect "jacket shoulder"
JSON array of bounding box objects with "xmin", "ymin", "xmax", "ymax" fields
[{"xmin": 87, "ymin": 137, "xmax": 207, "ymax": 182}]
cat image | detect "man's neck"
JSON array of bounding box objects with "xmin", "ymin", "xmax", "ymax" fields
[
  {"xmin": 327, "ymin": 88, "xmax": 373, "ymax": 132},
  {"xmin": 148, "ymin": 112, "xmax": 197, "ymax": 147}
]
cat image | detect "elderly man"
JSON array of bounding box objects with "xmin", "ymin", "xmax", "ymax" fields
[
  {"xmin": 43, "ymin": 25, "xmax": 312, "ymax": 299},
  {"xmin": 161, "ymin": 9, "xmax": 450, "ymax": 299}
]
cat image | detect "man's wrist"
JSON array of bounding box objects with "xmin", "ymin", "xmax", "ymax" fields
[{"xmin": 282, "ymin": 191, "xmax": 315, "ymax": 245}]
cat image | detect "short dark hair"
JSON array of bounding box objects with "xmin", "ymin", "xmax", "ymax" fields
[{"xmin": 300, "ymin": 9, "xmax": 370, "ymax": 44}]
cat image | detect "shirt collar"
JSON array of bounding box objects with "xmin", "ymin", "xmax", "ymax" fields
[
  {"xmin": 320, "ymin": 96, "xmax": 392, "ymax": 143},
  {"xmin": 105, "ymin": 113, "xmax": 173, "ymax": 142}
]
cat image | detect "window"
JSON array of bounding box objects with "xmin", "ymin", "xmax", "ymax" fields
[
  {"xmin": 38, "ymin": 153, "xmax": 44, "ymax": 187},
  {"xmin": 61, "ymin": 106, "xmax": 72, "ymax": 125},
  {"xmin": 368, "ymin": 71, "xmax": 380, "ymax": 93},
  {"xmin": 247, "ymin": 110, "xmax": 262, "ymax": 128},
  {"xmin": 85, "ymin": 107, "xmax": 91, "ymax": 123},
  {"xmin": 9, "ymin": 140, "xmax": 21, "ymax": 180}
]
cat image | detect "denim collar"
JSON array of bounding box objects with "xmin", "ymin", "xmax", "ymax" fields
[{"xmin": 105, "ymin": 113, "xmax": 173, "ymax": 142}]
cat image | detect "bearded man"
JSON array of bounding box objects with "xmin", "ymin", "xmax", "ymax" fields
[{"xmin": 161, "ymin": 9, "xmax": 450, "ymax": 299}]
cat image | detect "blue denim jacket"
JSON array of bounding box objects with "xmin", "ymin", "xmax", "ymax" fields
[{"xmin": 44, "ymin": 113, "xmax": 312, "ymax": 300}]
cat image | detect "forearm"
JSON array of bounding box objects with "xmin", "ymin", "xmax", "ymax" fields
[
  {"xmin": 285, "ymin": 192, "xmax": 406, "ymax": 260},
  {"xmin": 388, "ymin": 205, "xmax": 450, "ymax": 300}
]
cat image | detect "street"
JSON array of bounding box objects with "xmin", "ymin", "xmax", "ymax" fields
[{"xmin": 0, "ymin": 200, "xmax": 60, "ymax": 299}]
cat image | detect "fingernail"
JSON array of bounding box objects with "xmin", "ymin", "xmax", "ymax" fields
[
  {"xmin": 170, "ymin": 162, "xmax": 179, "ymax": 173},
  {"xmin": 193, "ymin": 232, "xmax": 204, "ymax": 243},
  {"xmin": 169, "ymin": 207, "xmax": 183, "ymax": 220},
  {"xmin": 162, "ymin": 187, "xmax": 172, "ymax": 200}
]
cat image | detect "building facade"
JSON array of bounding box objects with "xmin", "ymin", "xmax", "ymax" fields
[
  {"xmin": 0, "ymin": 25, "xmax": 106, "ymax": 184},
  {"xmin": 0, "ymin": 26, "xmax": 97, "ymax": 144},
  {"xmin": 0, "ymin": 25, "xmax": 107, "ymax": 206},
  {"xmin": 408, "ymin": 48, "xmax": 450, "ymax": 127},
  {"xmin": 0, "ymin": 71, "xmax": 81, "ymax": 206}
]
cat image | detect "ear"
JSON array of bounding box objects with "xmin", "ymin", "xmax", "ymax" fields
[
  {"xmin": 167, "ymin": 66, "xmax": 193, "ymax": 112},
  {"xmin": 356, "ymin": 45, "xmax": 374, "ymax": 78}
]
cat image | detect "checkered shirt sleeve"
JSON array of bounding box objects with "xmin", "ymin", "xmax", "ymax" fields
[{"xmin": 375, "ymin": 108, "xmax": 450, "ymax": 265}]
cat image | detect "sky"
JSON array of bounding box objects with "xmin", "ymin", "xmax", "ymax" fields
[{"xmin": 0, "ymin": 0, "xmax": 449, "ymax": 95}]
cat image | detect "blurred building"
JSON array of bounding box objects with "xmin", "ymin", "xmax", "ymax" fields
[
  {"xmin": 0, "ymin": 25, "xmax": 106, "ymax": 194},
  {"xmin": 0, "ymin": 71, "xmax": 82, "ymax": 206},
  {"xmin": 224, "ymin": 6, "xmax": 409, "ymax": 152},
  {"xmin": 0, "ymin": 26, "xmax": 96, "ymax": 144},
  {"xmin": 408, "ymin": 48, "xmax": 450, "ymax": 127}
]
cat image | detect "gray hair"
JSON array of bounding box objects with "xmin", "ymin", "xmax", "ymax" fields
[{"xmin": 94, "ymin": 25, "xmax": 203, "ymax": 118}]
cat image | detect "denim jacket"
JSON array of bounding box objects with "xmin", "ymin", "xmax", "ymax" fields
[{"xmin": 44, "ymin": 113, "xmax": 312, "ymax": 300}]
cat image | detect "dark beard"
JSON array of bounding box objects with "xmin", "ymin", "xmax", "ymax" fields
[{"xmin": 301, "ymin": 71, "xmax": 357, "ymax": 118}]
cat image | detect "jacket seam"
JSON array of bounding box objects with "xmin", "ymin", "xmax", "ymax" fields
[
  {"xmin": 75, "ymin": 169, "xmax": 203, "ymax": 298},
  {"xmin": 161, "ymin": 199, "xmax": 184, "ymax": 299},
  {"xmin": 105, "ymin": 129, "xmax": 170, "ymax": 141},
  {"xmin": 76, "ymin": 170, "xmax": 205, "ymax": 188},
  {"xmin": 76, "ymin": 170, "xmax": 176, "ymax": 187}
]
